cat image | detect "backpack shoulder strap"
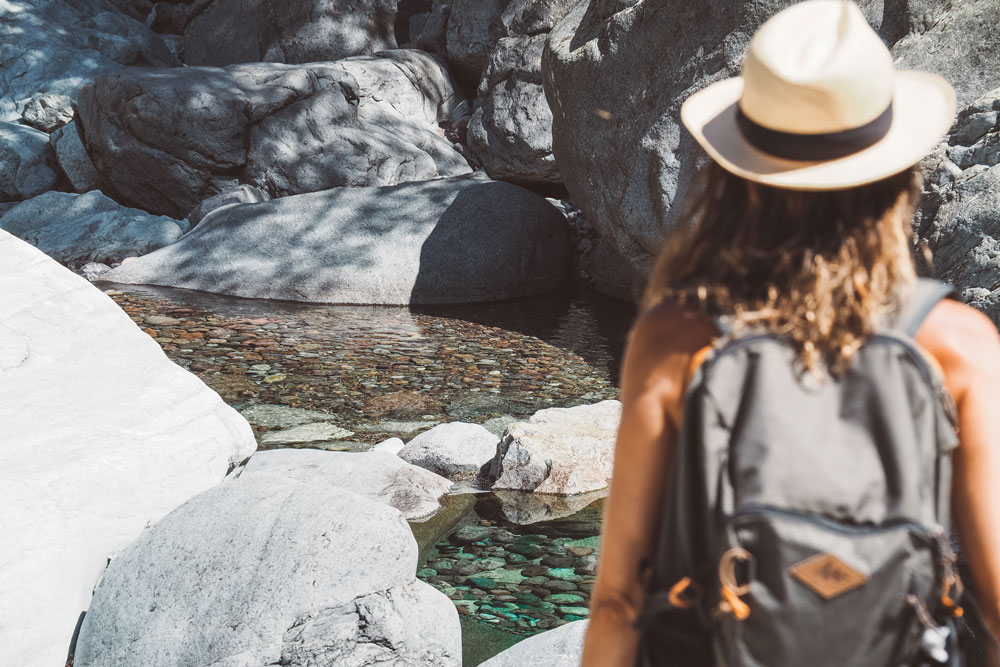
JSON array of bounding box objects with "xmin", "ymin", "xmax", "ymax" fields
[{"xmin": 885, "ymin": 278, "xmax": 960, "ymax": 338}]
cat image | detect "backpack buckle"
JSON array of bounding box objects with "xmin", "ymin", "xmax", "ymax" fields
[
  {"xmin": 717, "ymin": 547, "xmax": 753, "ymax": 621},
  {"xmin": 668, "ymin": 576, "xmax": 703, "ymax": 609}
]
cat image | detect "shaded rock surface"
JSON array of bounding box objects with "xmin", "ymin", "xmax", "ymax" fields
[
  {"xmin": 73, "ymin": 474, "xmax": 460, "ymax": 666},
  {"xmin": 78, "ymin": 49, "xmax": 468, "ymax": 217},
  {"xmin": 490, "ymin": 400, "xmax": 621, "ymax": 494},
  {"xmin": 0, "ymin": 191, "xmax": 184, "ymax": 264},
  {"xmin": 101, "ymin": 174, "xmax": 572, "ymax": 304},
  {"xmin": 0, "ymin": 0, "xmax": 177, "ymax": 123},
  {"xmin": 479, "ymin": 619, "xmax": 588, "ymax": 666},
  {"xmin": 183, "ymin": 0, "xmax": 399, "ymax": 67},
  {"xmin": 399, "ymin": 421, "xmax": 500, "ymax": 479},
  {"xmin": 0, "ymin": 230, "xmax": 256, "ymax": 667},
  {"xmin": 241, "ymin": 448, "xmax": 453, "ymax": 521},
  {"xmin": 543, "ymin": 0, "xmax": 998, "ymax": 300},
  {"xmin": 0, "ymin": 122, "xmax": 59, "ymax": 202},
  {"xmin": 468, "ymin": 34, "xmax": 563, "ymax": 184},
  {"xmin": 51, "ymin": 120, "xmax": 101, "ymax": 193},
  {"xmin": 917, "ymin": 87, "xmax": 1000, "ymax": 322},
  {"xmin": 465, "ymin": 0, "xmax": 575, "ymax": 184}
]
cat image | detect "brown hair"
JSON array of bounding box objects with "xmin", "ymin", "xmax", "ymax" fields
[{"xmin": 641, "ymin": 161, "xmax": 924, "ymax": 376}]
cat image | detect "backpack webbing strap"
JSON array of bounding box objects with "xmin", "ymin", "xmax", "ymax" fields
[{"xmin": 889, "ymin": 278, "xmax": 960, "ymax": 338}]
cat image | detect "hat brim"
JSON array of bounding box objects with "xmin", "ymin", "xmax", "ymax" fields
[{"xmin": 680, "ymin": 71, "xmax": 956, "ymax": 190}]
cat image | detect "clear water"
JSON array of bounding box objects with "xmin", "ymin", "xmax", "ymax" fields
[{"xmin": 102, "ymin": 281, "xmax": 635, "ymax": 662}]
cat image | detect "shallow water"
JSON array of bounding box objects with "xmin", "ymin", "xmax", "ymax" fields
[{"xmin": 101, "ymin": 281, "xmax": 634, "ymax": 662}]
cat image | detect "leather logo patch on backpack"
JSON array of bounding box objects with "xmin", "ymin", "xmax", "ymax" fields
[{"xmin": 789, "ymin": 553, "xmax": 869, "ymax": 599}]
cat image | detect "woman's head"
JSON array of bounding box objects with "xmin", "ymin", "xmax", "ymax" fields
[{"xmin": 641, "ymin": 161, "xmax": 924, "ymax": 375}]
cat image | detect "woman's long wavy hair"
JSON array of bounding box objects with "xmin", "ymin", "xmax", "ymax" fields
[{"xmin": 640, "ymin": 161, "xmax": 924, "ymax": 377}]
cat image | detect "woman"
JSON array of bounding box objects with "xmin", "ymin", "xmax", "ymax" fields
[{"xmin": 581, "ymin": 2, "xmax": 1000, "ymax": 665}]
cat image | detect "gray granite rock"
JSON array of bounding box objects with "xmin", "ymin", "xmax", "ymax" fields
[
  {"xmin": 0, "ymin": 0, "xmax": 177, "ymax": 123},
  {"xmin": 490, "ymin": 400, "xmax": 622, "ymax": 494},
  {"xmin": 892, "ymin": 0, "xmax": 1000, "ymax": 109},
  {"xmin": 399, "ymin": 421, "xmax": 501, "ymax": 480},
  {"xmin": 0, "ymin": 122, "xmax": 59, "ymax": 202},
  {"xmin": 242, "ymin": 448, "xmax": 453, "ymax": 521},
  {"xmin": 468, "ymin": 34, "xmax": 562, "ymax": 185},
  {"xmin": 0, "ymin": 191, "xmax": 184, "ymax": 264},
  {"xmin": 0, "ymin": 230, "xmax": 255, "ymax": 667},
  {"xmin": 80, "ymin": 261, "xmax": 113, "ymax": 281},
  {"xmin": 183, "ymin": 0, "xmax": 398, "ymax": 66},
  {"xmin": 50, "ymin": 120, "xmax": 101, "ymax": 193},
  {"xmin": 73, "ymin": 474, "xmax": 460, "ymax": 666},
  {"xmin": 465, "ymin": 0, "xmax": 574, "ymax": 185},
  {"xmin": 20, "ymin": 93, "xmax": 75, "ymax": 133},
  {"xmin": 101, "ymin": 174, "xmax": 572, "ymax": 304},
  {"xmin": 479, "ymin": 619, "xmax": 588, "ymax": 667},
  {"xmin": 446, "ymin": 0, "xmax": 508, "ymax": 82},
  {"xmin": 542, "ymin": 0, "xmax": 965, "ymax": 300},
  {"xmin": 916, "ymin": 87, "xmax": 1000, "ymax": 323},
  {"xmin": 78, "ymin": 50, "xmax": 468, "ymax": 217},
  {"xmin": 186, "ymin": 184, "xmax": 270, "ymax": 227}
]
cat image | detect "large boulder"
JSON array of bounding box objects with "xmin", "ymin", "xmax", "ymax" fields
[
  {"xmin": 77, "ymin": 50, "xmax": 469, "ymax": 217},
  {"xmin": 73, "ymin": 473, "xmax": 461, "ymax": 666},
  {"xmin": 242, "ymin": 448, "xmax": 453, "ymax": 521},
  {"xmin": 916, "ymin": 88, "xmax": 1000, "ymax": 323},
  {"xmin": 398, "ymin": 421, "xmax": 500, "ymax": 480},
  {"xmin": 0, "ymin": 191, "xmax": 185, "ymax": 265},
  {"xmin": 467, "ymin": 34, "xmax": 563, "ymax": 185},
  {"xmin": 891, "ymin": 0, "xmax": 1000, "ymax": 109},
  {"xmin": 0, "ymin": 0, "xmax": 177, "ymax": 123},
  {"xmin": 183, "ymin": 0, "xmax": 398, "ymax": 67},
  {"xmin": 0, "ymin": 230, "xmax": 256, "ymax": 667},
  {"xmin": 479, "ymin": 619, "xmax": 588, "ymax": 667},
  {"xmin": 542, "ymin": 0, "xmax": 1000, "ymax": 300},
  {"xmin": 490, "ymin": 400, "xmax": 622, "ymax": 494},
  {"xmin": 439, "ymin": 0, "xmax": 574, "ymax": 185},
  {"xmin": 0, "ymin": 122, "xmax": 60, "ymax": 202},
  {"xmin": 101, "ymin": 174, "xmax": 572, "ymax": 304}
]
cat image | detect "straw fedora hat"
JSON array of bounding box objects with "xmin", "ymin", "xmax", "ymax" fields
[{"xmin": 680, "ymin": 0, "xmax": 956, "ymax": 190}]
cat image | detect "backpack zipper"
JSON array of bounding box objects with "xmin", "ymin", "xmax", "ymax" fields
[{"xmin": 726, "ymin": 503, "xmax": 937, "ymax": 538}]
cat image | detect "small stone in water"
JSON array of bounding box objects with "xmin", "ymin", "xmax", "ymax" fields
[
  {"xmin": 263, "ymin": 373, "xmax": 287, "ymax": 383},
  {"xmin": 544, "ymin": 593, "xmax": 585, "ymax": 605},
  {"xmin": 452, "ymin": 525, "xmax": 491, "ymax": 545}
]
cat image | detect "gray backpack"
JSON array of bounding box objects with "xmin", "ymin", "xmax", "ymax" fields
[{"xmin": 634, "ymin": 278, "xmax": 974, "ymax": 667}]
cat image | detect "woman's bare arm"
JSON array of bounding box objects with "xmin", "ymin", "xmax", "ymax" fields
[
  {"xmin": 917, "ymin": 300, "xmax": 1000, "ymax": 642},
  {"xmin": 581, "ymin": 302, "xmax": 717, "ymax": 667}
]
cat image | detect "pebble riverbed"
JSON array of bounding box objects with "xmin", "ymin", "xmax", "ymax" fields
[{"xmin": 102, "ymin": 281, "xmax": 633, "ymax": 661}]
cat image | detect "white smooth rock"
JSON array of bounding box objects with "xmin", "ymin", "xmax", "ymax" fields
[
  {"xmin": 241, "ymin": 448, "xmax": 453, "ymax": 521},
  {"xmin": 371, "ymin": 437, "xmax": 406, "ymax": 456},
  {"xmin": 490, "ymin": 400, "xmax": 622, "ymax": 494},
  {"xmin": 73, "ymin": 474, "xmax": 460, "ymax": 666},
  {"xmin": 399, "ymin": 421, "xmax": 499, "ymax": 479},
  {"xmin": 479, "ymin": 619, "xmax": 588, "ymax": 666},
  {"xmin": 0, "ymin": 230, "xmax": 256, "ymax": 667}
]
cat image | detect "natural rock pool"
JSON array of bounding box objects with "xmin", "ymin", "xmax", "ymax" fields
[{"xmin": 102, "ymin": 281, "xmax": 634, "ymax": 663}]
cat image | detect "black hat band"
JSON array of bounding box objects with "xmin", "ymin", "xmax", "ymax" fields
[{"xmin": 736, "ymin": 102, "xmax": 894, "ymax": 161}]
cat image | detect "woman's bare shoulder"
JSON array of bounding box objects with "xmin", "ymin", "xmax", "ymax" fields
[
  {"xmin": 916, "ymin": 298, "xmax": 1000, "ymax": 400},
  {"xmin": 628, "ymin": 298, "xmax": 719, "ymax": 357},
  {"xmin": 621, "ymin": 298, "xmax": 719, "ymax": 395}
]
